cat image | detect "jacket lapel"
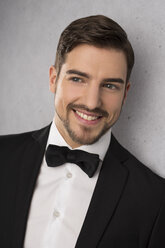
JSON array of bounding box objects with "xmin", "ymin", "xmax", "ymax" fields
[
  {"xmin": 12, "ymin": 124, "xmax": 51, "ymax": 248},
  {"xmin": 75, "ymin": 135, "xmax": 129, "ymax": 248},
  {"xmin": 12, "ymin": 126, "xmax": 129, "ymax": 248}
]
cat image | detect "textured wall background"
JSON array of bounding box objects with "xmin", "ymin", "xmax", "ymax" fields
[{"xmin": 0, "ymin": 0, "xmax": 165, "ymax": 177}]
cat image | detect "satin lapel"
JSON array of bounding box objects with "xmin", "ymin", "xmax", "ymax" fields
[
  {"xmin": 75, "ymin": 135, "xmax": 129, "ymax": 248},
  {"xmin": 12, "ymin": 125, "xmax": 51, "ymax": 248}
]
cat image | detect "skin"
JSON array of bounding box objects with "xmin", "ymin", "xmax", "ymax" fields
[{"xmin": 49, "ymin": 44, "xmax": 130, "ymax": 148}]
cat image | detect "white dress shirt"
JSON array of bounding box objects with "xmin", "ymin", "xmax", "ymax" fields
[{"xmin": 24, "ymin": 121, "xmax": 111, "ymax": 248}]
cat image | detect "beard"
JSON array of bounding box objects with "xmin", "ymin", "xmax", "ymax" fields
[
  {"xmin": 55, "ymin": 103, "xmax": 121, "ymax": 146},
  {"xmin": 62, "ymin": 117, "xmax": 110, "ymax": 145}
]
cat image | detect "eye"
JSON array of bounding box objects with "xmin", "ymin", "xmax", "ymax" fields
[
  {"xmin": 103, "ymin": 83, "xmax": 119, "ymax": 90},
  {"xmin": 69, "ymin": 77, "xmax": 83, "ymax": 83}
]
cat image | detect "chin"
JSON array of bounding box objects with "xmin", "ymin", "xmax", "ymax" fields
[{"xmin": 68, "ymin": 127, "xmax": 109, "ymax": 145}]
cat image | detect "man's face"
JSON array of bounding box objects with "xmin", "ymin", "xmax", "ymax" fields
[{"xmin": 49, "ymin": 44, "xmax": 130, "ymax": 148}]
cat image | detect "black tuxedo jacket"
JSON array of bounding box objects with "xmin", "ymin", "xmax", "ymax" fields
[{"xmin": 0, "ymin": 124, "xmax": 165, "ymax": 248}]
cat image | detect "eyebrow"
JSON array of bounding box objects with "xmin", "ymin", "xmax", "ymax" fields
[
  {"xmin": 66, "ymin": 69, "xmax": 125, "ymax": 84},
  {"xmin": 102, "ymin": 78, "xmax": 124, "ymax": 84},
  {"xmin": 66, "ymin": 69, "xmax": 90, "ymax": 79}
]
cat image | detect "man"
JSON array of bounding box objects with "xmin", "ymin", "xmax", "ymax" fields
[{"xmin": 0, "ymin": 15, "xmax": 165, "ymax": 248}]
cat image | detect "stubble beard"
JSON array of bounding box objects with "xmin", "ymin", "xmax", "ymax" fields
[
  {"xmin": 62, "ymin": 117, "xmax": 110, "ymax": 145},
  {"xmin": 55, "ymin": 103, "xmax": 121, "ymax": 146}
]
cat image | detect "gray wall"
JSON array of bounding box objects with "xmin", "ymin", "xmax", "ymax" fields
[{"xmin": 0, "ymin": 0, "xmax": 165, "ymax": 177}]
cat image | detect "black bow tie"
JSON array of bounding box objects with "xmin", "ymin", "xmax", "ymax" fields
[{"xmin": 45, "ymin": 144, "xmax": 100, "ymax": 178}]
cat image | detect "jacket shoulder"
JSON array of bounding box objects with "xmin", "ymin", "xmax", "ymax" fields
[
  {"xmin": 0, "ymin": 129, "xmax": 35, "ymax": 149},
  {"xmin": 111, "ymin": 134, "xmax": 165, "ymax": 192},
  {"xmin": 0, "ymin": 124, "xmax": 51, "ymax": 152}
]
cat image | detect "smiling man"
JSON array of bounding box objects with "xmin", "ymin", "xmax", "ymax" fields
[
  {"xmin": 50, "ymin": 45, "xmax": 129, "ymax": 148},
  {"xmin": 0, "ymin": 15, "xmax": 165, "ymax": 248}
]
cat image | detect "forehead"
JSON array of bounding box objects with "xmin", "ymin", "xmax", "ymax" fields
[{"xmin": 62, "ymin": 44, "xmax": 127, "ymax": 81}]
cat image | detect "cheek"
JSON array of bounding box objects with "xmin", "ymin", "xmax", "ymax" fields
[
  {"xmin": 54, "ymin": 85, "xmax": 65, "ymax": 112},
  {"xmin": 54, "ymin": 84, "xmax": 80, "ymax": 110},
  {"xmin": 104, "ymin": 94, "xmax": 124, "ymax": 114}
]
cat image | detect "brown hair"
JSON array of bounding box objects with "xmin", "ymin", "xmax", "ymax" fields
[{"xmin": 55, "ymin": 15, "xmax": 134, "ymax": 82}]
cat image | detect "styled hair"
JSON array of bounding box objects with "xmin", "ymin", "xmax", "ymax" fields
[{"xmin": 55, "ymin": 15, "xmax": 134, "ymax": 82}]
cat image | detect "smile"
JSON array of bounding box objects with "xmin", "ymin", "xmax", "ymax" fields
[{"xmin": 75, "ymin": 110, "xmax": 101, "ymax": 121}]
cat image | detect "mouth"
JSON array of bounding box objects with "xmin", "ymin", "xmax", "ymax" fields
[{"xmin": 73, "ymin": 109, "xmax": 103, "ymax": 125}]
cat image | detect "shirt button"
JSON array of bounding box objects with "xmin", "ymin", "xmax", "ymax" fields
[
  {"xmin": 67, "ymin": 172, "xmax": 72, "ymax": 178},
  {"xmin": 53, "ymin": 210, "xmax": 60, "ymax": 218}
]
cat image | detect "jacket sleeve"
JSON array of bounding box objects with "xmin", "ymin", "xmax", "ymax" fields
[{"xmin": 148, "ymin": 194, "xmax": 165, "ymax": 248}]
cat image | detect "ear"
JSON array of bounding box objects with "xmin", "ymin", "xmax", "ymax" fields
[
  {"xmin": 123, "ymin": 82, "xmax": 131, "ymax": 104},
  {"xmin": 49, "ymin": 65, "xmax": 57, "ymax": 93}
]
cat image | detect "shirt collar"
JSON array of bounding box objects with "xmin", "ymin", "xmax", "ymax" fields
[{"xmin": 47, "ymin": 120, "xmax": 111, "ymax": 162}]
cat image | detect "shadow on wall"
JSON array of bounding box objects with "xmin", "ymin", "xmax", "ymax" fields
[{"xmin": 112, "ymin": 46, "xmax": 149, "ymax": 151}]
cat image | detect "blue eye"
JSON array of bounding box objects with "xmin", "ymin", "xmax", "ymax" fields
[
  {"xmin": 70, "ymin": 77, "xmax": 82, "ymax": 82},
  {"xmin": 103, "ymin": 84, "xmax": 118, "ymax": 90}
]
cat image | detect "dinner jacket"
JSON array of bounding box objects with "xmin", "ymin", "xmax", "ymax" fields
[{"xmin": 0, "ymin": 124, "xmax": 165, "ymax": 248}]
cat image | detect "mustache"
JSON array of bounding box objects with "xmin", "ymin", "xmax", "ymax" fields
[{"xmin": 67, "ymin": 103, "xmax": 109, "ymax": 117}]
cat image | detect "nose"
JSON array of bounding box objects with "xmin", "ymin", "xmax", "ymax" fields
[{"xmin": 83, "ymin": 83, "xmax": 101, "ymax": 110}]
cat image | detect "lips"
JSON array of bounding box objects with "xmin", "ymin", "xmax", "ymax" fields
[
  {"xmin": 76, "ymin": 110, "xmax": 100, "ymax": 121},
  {"xmin": 73, "ymin": 109, "xmax": 102, "ymax": 122}
]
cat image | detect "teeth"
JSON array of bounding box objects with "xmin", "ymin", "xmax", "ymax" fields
[{"xmin": 76, "ymin": 110, "xmax": 99, "ymax": 121}]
